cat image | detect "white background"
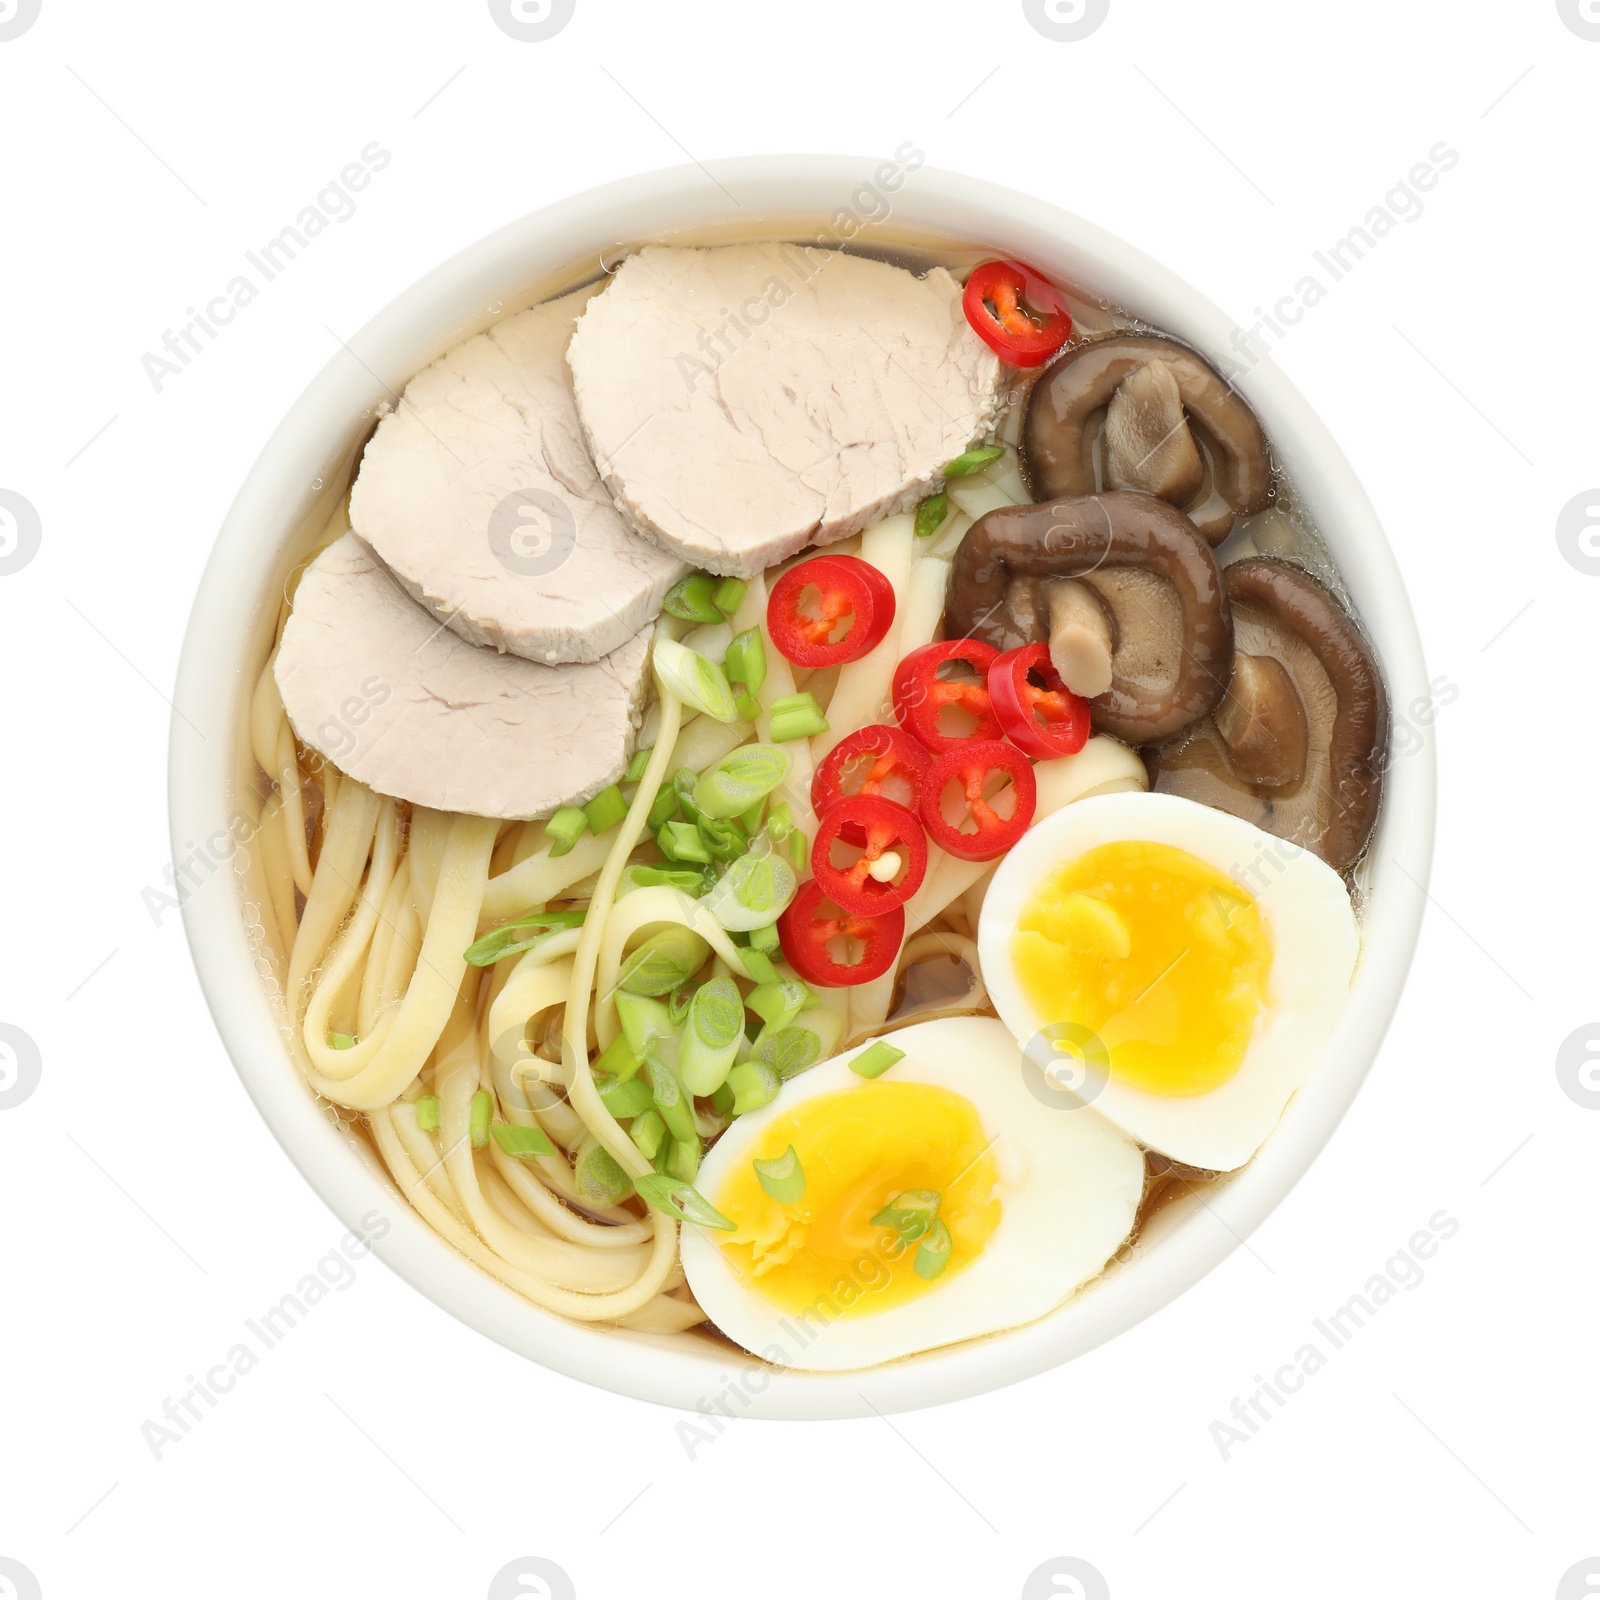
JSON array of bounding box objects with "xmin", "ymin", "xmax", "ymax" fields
[{"xmin": 2, "ymin": 2, "xmax": 1596, "ymax": 1596}]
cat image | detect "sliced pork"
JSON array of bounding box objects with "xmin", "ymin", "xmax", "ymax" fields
[
  {"xmin": 275, "ymin": 534, "xmax": 648, "ymax": 820},
  {"xmin": 349, "ymin": 287, "xmax": 684, "ymax": 666},
  {"xmin": 567, "ymin": 244, "xmax": 1004, "ymax": 577}
]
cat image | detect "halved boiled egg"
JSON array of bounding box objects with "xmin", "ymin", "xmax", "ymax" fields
[
  {"xmin": 979, "ymin": 791, "xmax": 1359, "ymax": 1172},
  {"xmin": 679, "ymin": 1017, "xmax": 1144, "ymax": 1372}
]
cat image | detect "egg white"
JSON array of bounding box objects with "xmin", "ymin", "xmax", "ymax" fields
[
  {"xmin": 978, "ymin": 792, "xmax": 1360, "ymax": 1172},
  {"xmin": 679, "ymin": 1016, "xmax": 1145, "ymax": 1372}
]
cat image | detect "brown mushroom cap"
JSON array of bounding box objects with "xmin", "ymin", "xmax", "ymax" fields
[
  {"xmin": 1147, "ymin": 558, "xmax": 1388, "ymax": 872},
  {"xmin": 943, "ymin": 490, "xmax": 1233, "ymax": 744},
  {"xmin": 1022, "ymin": 334, "xmax": 1273, "ymax": 544}
]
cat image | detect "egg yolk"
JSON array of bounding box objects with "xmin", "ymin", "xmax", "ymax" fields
[
  {"xmin": 713, "ymin": 1082, "xmax": 1001, "ymax": 1319},
  {"xmin": 1011, "ymin": 840, "xmax": 1273, "ymax": 1097}
]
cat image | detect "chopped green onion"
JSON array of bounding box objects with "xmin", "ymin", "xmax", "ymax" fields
[
  {"xmin": 415, "ymin": 1094, "xmax": 440, "ymax": 1132},
  {"xmin": 944, "ymin": 444, "xmax": 1005, "ymax": 477},
  {"xmin": 663, "ymin": 571, "xmax": 722, "ymax": 623},
  {"xmin": 654, "ymin": 638, "xmax": 738, "ymax": 722},
  {"xmin": 615, "ymin": 993, "xmax": 675, "ymax": 1057},
  {"xmin": 629, "ymin": 1108, "xmax": 666, "ymax": 1160},
  {"xmin": 633, "ymin": 1173, "xmax": 736, "ymax": 1231},
  {"xmin": 727, "ymin": 1059, "xmax": 781, "ymax": 1116},
  {"xmin": 766, "ymin": 802, "xmax": 793, "ymax": 841},
  {"xmin": 647, "ymin": 786, "xmax": 679, "ymax": 831},
  {"xmin": 678, "ymin": 976, "xmax": 745, "ymax": 1096},
  {"xmin": 915, "ymin": 1219, "xmax": 953, "ymax": 1280},
  {"xmin": 327, "ymin": 1031, "xmax": 356, "ymax": 1049},
  {"xmin": 672, "ymin": 767, "xmax": 704, "ymax": 822},
  {"xmin": 725, "ymin": 627, "xmax": 768, "ymax": 697},
  {"xmin": 596, "ymin": 1072, "xmax": 655, "ymax": 1120},
  {"xmin": 658, "ymin": 819, "xmax": 711, "ymax": 864},
  {"xmin": 738, "ymin": 946, "xmax": 780, "ymax": 985},
  {"xmin": 746, "ymin": 978, "xmax": 811, "ymax": 1030},
  {"xmin": 490, "ymin": 1122, "xmax": 556, "ymax": 1159},
  {"xmin": 666, "ymin": 1137, "xmax": 701, "ymax": 1183},
  {"xmin": 666, "ymin": 984, "xmax": 694, "ymax": 1028},
  {"xmin": 915, "ymin": 490, "xmax": 949, "ymax": 538},
  {"xmin": 850, "ymin": 1041, "xmax": 906, "ymax": 1079},
  {"xmin": 696, "ymin": 815, "xmax": 748, "ymax": 863},
  {"xmin": 712, "ymin": 576, "xmax": 747, "ymax": 616},
  {"xmin": 871, "ymin": 1189, "xmax": 942, "ymax": 1244},
  {"xmin": 463, "ymin": 907, "xmax": 586, "ymax": 967},
  {"xmin": 469, "ymin": 1090, "xmax": 493, "ymax": 1150},
  {"xmin": 734, "ymin": 691, "xmax": 761, "ymax": 721},
  {"xmin": 710, "ymin": 1082, "xmax": 735, "ymax": 1117},
  {"xmin": 693, "ymin": 744, "xmax": 792, "ymax": 820},
  {"xmin": 701, "ymin": 847, "xmax": 797, "ymax": 932},
  {"xmin": 748, "ymin": 922, "xmax": 781, "ymax": 955},
  {"xmin": 768, "ymin": 691, "xmax": 829, "ymax": 743},
  {"xmin": 644, "ymin": 1051, "xmax": 696, "ymax": 1144},
  {"xmin": 583, "ymin": 784, "xmax": 628, "ymax": 835},
  {"xmin": 619, "ymin": 926, "xmax": 710, "ymax": 996},
  {"xmin": 625, "ymin": 747, "xmax": 653, "ymax": 783},
  {"xmin": 739, "ymin": 798, "xmax": 766, "ymax": 837},
  {"xmin": 752, "ymin": 1145, "xmax": 806, "ymax": 1204},
  {"xmin": 618, "ymin": 863, "xmax": 711, "ymax": 899},
  {"xmin": 753, "ymin": 1025, "xmax": 824, "ymax": 1081},
  {"xmin": 575, "ymin": 1136, "xmax": 631, "ymax": 1207},
  {"xmin": 545, "ymin": 806, "xmax": 589, "ymax": 858},
  {"xmin": 595, "ymin": 1029, "xmax": 641, "ymax": 1081}
]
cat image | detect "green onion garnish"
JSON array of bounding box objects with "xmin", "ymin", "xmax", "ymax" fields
[
  {"xmin": 615, "ymin": 993, "xmax": 675, "ymax": 1056},
  {"xmin": 850, "ymin": 1041, "xmax": 905, "ymax": 1079},
  {"xmin": 725, "ymin": 627, "xmax": 767, "ymax": 698},
  {"xmin": 914, "ymin": 490, "xmax": 949, "ymax": 538},
  {"xmin": 738, "ymin": 946, "xmax": 780, "ymax": 985},
  {"xmin": 575, "ymin": 1136, "xmax": 631, "ymax": 1207},
  {"xmin": 629, "ymin": 1108, "xmax": 666, "ymax": 1161},
  {"xmin": 786, "ymin": 827, "xmax": 809, "ymax": 874},
  {"xmin": 644, "ymin": 1051, "xmax": 696, "ymax": 1144},
  {"xmin": 666, "ymin": 1136, "xmax": 701, "ymax": 1184},
  {"xmin": 693, "ymin": 743, "xmax": 791, "ymax": 820},
  {"xmin": 914, "ymin": 1218, "xmax": 953, "ymax": 1280},
  {"xmin": 595, "ymin": 1028, "xmax": 641, "ymax": 1081},
  {"xmin": 944, "ymin": 444, "xmax": 1005, "ymax": 477},
  {"xmin": 752, "ymin": 1024, "xmax": 823, "ymax": 1081},
  {"xmin": 625, "ymin": 747, "xmax": 653, "ymax": 783},
  {"xmin": 469, "ymin": 1090, "xmax": 493, "ymax": 1150},
  {"xmin": 677, "ymin": 976, "xmax": 745, "ymax": 1097},
  {"xmin": 710, "ymin": 1082, "xmax": 735, "ymax": 1117},
  {"xmin": 463, "ymin": 907, "xmax": 586, "ymax": 967},
  {"xmin": 327, "ymin": 1031, "xmax": 356, "ymax": 1050},
  {"xmin": 633, "ymin": 1173, "xmax": 737, "ymax": 1231},
  {"xmin": 752, "ymin": 1145, "xmax": 806, "ymax": 1204},
  {"xmin": 646, "ymin": 785, "xmax": 679, "ymax": 831},
  {"xmin": 658, "ymin": 819, "xmax": 712, "ymax": 864},
  {"xmin": 617, "ymin": 864, "xmax": 711, "ymax": 899},
  {"xmin": 654, "ymin": 638, "xmax": 738, "ymax": 722},
  {"xmin": 490, "ymin": 1122, "xmax": 556, "ymax": 1158},
  {"xmin": 663, "ymin": 571, "xmax": 722, "ymax": 623},
  {"xmin": 745, "ymin": 978, "xmax": 811, "ymax": 1030},
  {"xmin": 871, "ymin": 1189, "xmax": 941, "ymax": 1244},
  {"xmin": 748, "ymin": 922, "xmax": 781, "ymax": 955},
  {"xmin": 544, "ymin": 806, "xmax": 589, "ymax": 858},
  {"xmin": 596, "ymin": 1072, "xmax": 655, "ymax": 1120},
  {"xmin": 768, "ymin": 690, "xmax": 829, "ymax": 743},
  {"xmin": 765, "ymin": 802, "xmax": 793, "ymax": 841},
  {"xmin": 415, "ymin": 1094, "xmax": 440, "ymax": 1132},
  {"xmin": 726, "ymin": 1059, "xmax": 781, "ymax": 1116},
  {"xmin": 582, "ymin": 784, "xmax": 629, "ymax": 835},
  {"xmin": 712, "ymin": 577, "xmax": 747, "ymax": 616},
  {"xmin": 701, "ymin": 848, "xmax": 797, "ymax": 933},
  {"xmin": 695, "ymin": 815, "xmax": 748, "ymax": 864},
  {"xmin": 618, "ymin": 926, "xmax": 710, "ymax": 996}
]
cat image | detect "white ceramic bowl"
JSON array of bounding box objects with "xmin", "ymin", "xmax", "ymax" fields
[{"xmin": 171, "ymin": 157, "xmax": 1435, "ymax": 1418}]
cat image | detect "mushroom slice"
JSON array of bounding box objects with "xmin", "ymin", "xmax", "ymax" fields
[
  {"xmin": 1022, "ymin": 334, "xmax": 1272, "ymax": 544},
  {"xmin": 1042, "ymin": 577, "xmax": 1115, "ymax": 698},
  {"xmin": 943, "ymin": 490, "xmax": 1232, "ymax": 744},
  {"xmin": 1148, "ymin": 558, "xmax": 1387, "ymax": 871}
]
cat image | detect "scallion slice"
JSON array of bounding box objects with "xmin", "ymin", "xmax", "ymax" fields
[
  {"xmin": 752, "ymin": 1145, "xmax": 806, "ymax": 1204},
  {"xmin": 647, "ymin": 785, "xmax": 680, "ymax": 831},
  {"xmin": 712, "ymin": 577, "xmax": 747, "ymax": 616},
  {"xmin": 596, "ymin": 1072, "xmax": 655, "ymax": 1120},
  {"xmin": 768, "ymin": 690, "xmax": 829, "ymax": 743},
  {"xmin": 582, "ymin": 784, "xmax": 628, "ymax": 835},
  {"xmin": 615, "ymin": 993, "xmax": 675, "ymax": 1056},
  {"xmin": 871, "ymin": 1189, "xmax": 941, "ymax": 1244},
  {"xmin": 624, "ymin": 747, "xmax": 653, "ymax": 783},
  {"xmin": 327, "ymin": 1031, "xmax": 356, "ymax": 1050},
  {"xmin": 415, "ymin": 1094, "xmax": 440, "ymax": 1132},
  {"xmin": 914, "ymin": 490, "xmax": 949, "ymax": 538},
  {"xmin": 545, "ymin": 806, "xmax": 589, "ymax": 858},
  {"xmin": 463, "ymin": 907, "xmax": 586, "ymax": 967},
  {"xmin": 654, "ymin": 638, "xmax": 739, "ymax": 722},
  {"xmin": 618, "ymin": 926, "xmax": 709, "ymax": 997},
  {"xmin": 701, "ymin": 847, "xmax": 797, "ymax": 933},
  {"xmin": 469, "ymin": 1090, "xmax": 493, "ymax": 1150},
  {"xmin": 644, "ymin": 1051, "xmax": 696, "ymax": 1144},
  {"xmin": 724, "ymin": 627, "xmax": 767, "ymax": 698},
  {"xmin": 490, "ymin": 1122, "xmax": 556, "ymax": 1158},
  {"xmin": 666, "ymin": 1137, "xmax": 701, "ymax": 1184},
  {"xmin": 677, "ymin": 976, "xmax": 745, "ymax": 1096},
  {"xmin": 748, "ymin": 922, "xmax": 781, "ymax": 955},
  {"xmin": 629, "ymin": 1108, "xmax": 666, "ymax": 1161},
  {"xmin": 850, "ymin": 1041, "xmax": 905, "ymax": 1079},
  {"xmin": 944, "ymin": 444, "xmax": 1005, "ymax": 477},
  {"xmin": 745, "ymin": 978, "xmax": 811, "ymax": 1030},
  {"xmin": 726, "ymin": 1059, "xmax": 781, "ymax": 1116},
  {"xmin": 633, "ymin": 1173, "xmax": 737, "ymax": 1231},
  {"xmin": 738, "ymin": 946, "xmax": 780, "ymax": 985},
  {"xmin": 575, "ymin": 1136, "xmax": 631, "ymax": 1207},
  {"xmin": 663, "ymin": 571, "xmax": 722, "ymax": 623},
  {"xmin": 658, "ymin": 819, "xmax": 712, "ymax": 864},
  {"xmin": 914, "ymin": 1219, "xmax": 953, "ymax": 1280},
  {"xmin": 693, "ymin": 744, "xmax": 791, "ymax": 820}
]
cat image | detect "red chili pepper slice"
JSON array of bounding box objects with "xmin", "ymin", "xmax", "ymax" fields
[
  {"xmin": 767, "ymin": 555, "xmax": 896, "ymax": 669},
  {"xmin": 811, "ymin": 724, "xmax": 932, "ymax": 834},
  {"xmin": 810, "ymin": 795, "xmax": 928, "ymax": 917},
  {"xmin": 778, "ymin": 880, "xmax": 904, "ymax": 988},
  {"xmin": 988, "ymin": 643, "xmax": 1092, "ymax": 760},
  {"xmin": 962, "ymin": 260, "xmax": 1074, "ymax": 368},
  {"xmin": 892, "ymin": 639, "xmax": 1003, "ymax": 753},
  {"xmin": 920, "ymin": 740, "xmax": 1037, "ymax": 862}
]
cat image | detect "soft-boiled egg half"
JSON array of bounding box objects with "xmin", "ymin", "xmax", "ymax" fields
[
  {"xmin": 679, "ymin": 1017, "xmax": 1144, "ymax": 1372},
  {"xmin": 978, "ymin": 791, "xmax": 1359, "ymax": 1172}
]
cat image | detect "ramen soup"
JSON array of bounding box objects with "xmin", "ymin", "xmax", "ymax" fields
[{"xmin": 244, "ymin": 229, "xmax": 1386, "ymax": 1371}]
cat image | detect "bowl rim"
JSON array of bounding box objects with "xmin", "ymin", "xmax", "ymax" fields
[{"xmin": 170, "ymin": 155, "xmax": 1436, "ymax": 1419}]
